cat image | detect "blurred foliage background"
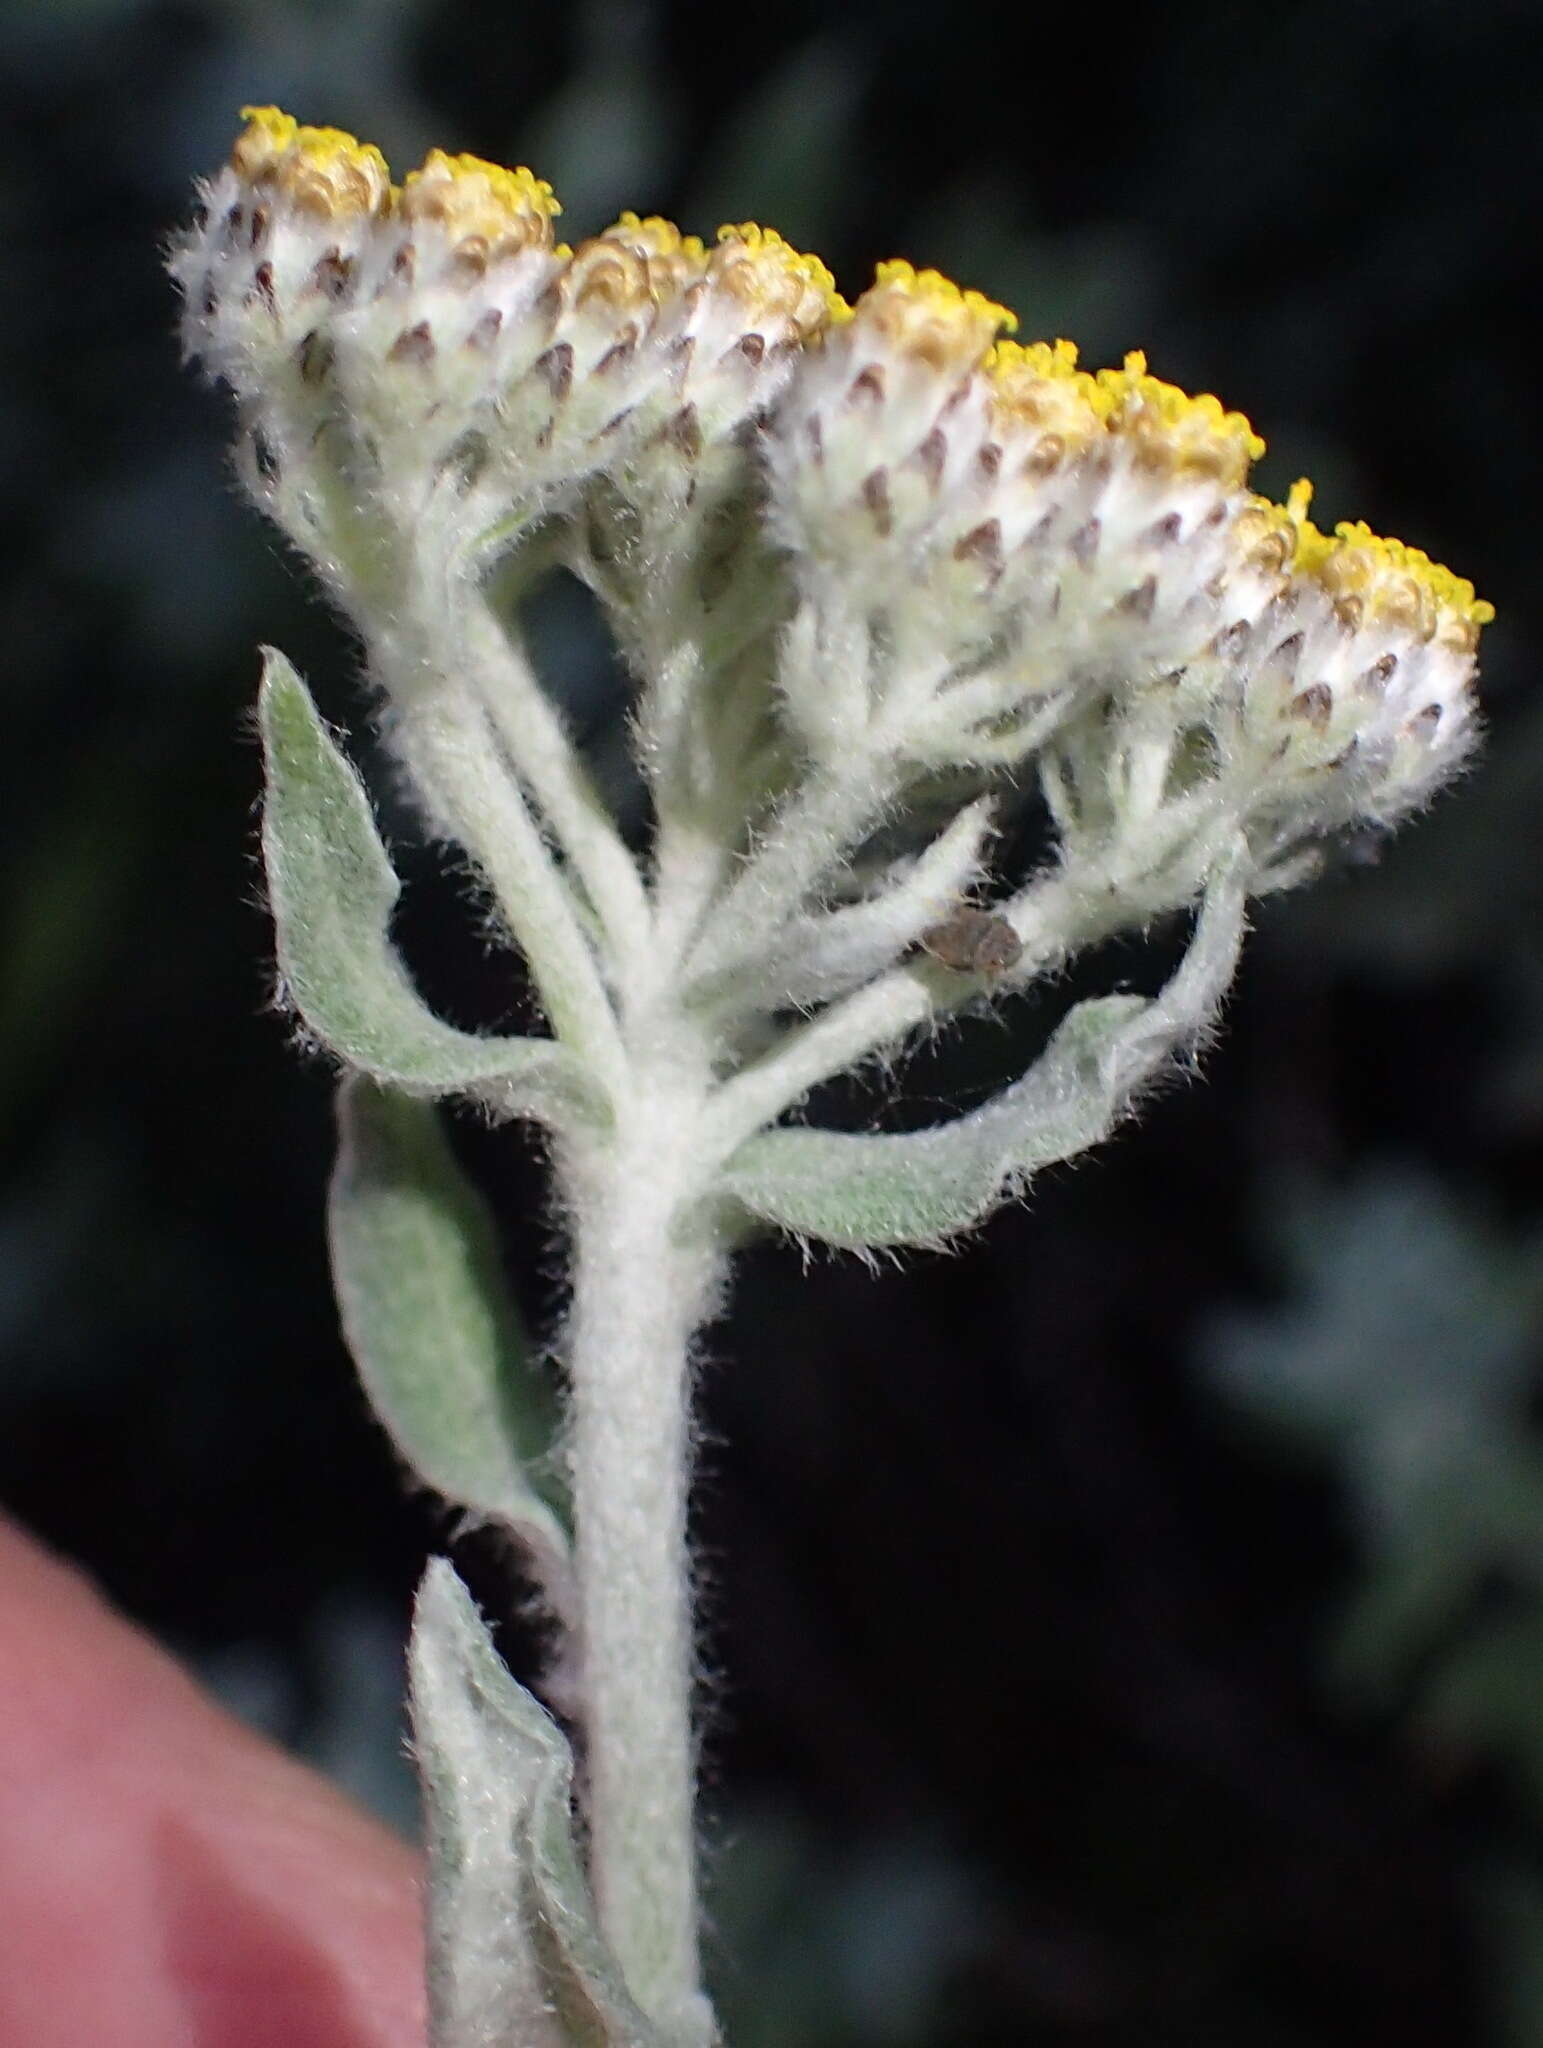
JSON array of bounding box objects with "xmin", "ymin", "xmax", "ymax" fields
[{"xmin": 2, "ymin": 0, "xmax": 1541, "ymax": 2039}]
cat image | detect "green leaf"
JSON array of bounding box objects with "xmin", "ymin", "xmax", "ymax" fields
[
  {"xmin": 410, "ymin": 1560, "xmax": 667, "ymax": 2048},
  {"xmin": 258, "ymin": 647, "xmax": 595, "ymax": 1121},
  {"xmin": 720, "ymin": 852, "xmax": 1248, "ymax": 1249},
  {"xmin": 330, "ymin": 1078, "xmax": 570, "ymax": 1607},
  {"xmin": 719, "ymin": 993, "xmax": 1148, "ymax": 1248}
]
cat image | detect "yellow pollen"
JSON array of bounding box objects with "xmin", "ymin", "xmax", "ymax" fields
[
  {"xmin": 985, "ymin": 337, "xmax": 1109, "ymax": 445},
  {"xmin": 854, "ymin": 260, "xmax": 1015, "ymax": 372},
  {"xmin": 233, "ymin": 105, "xmax": 300, "ymax": 171},
  {"xmin": 400, "ymin": 150, "xmax": 560, "ymax": 257},
  {"xmin": 1095, "ymin": 349, "xmax": 1265, "ymax": 485},
  {"xmin": 1320, "ymin": 524, "xmax": 1492, "ymax": 651},
  {"xmin": 600, "ymin": 214, "xmax": 708, "ymax": 302},
  {"xmin": 714, "ymin": 225, "xmax": 850, "ymax": 334},
  {"xmin": 605, "ymin": 213, "xmax": 706, "ymax": 263},
  {"xmin": 233, "ymin": 106, "xmax": 392, "ymax": 219},
  {"xmin": 1268, "ymin": 479, "xmax": 1493, "ymax": 647}
]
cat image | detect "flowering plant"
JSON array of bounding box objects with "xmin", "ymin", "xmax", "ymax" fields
[{"xmin": 172, "ymin": 107, "xmax": 1492, "ymax": 2047}]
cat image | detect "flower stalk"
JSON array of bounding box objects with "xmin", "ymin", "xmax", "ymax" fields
[{"xmin": 174, "ymin": 106, "xmax": 1494, "ymax": 2047}]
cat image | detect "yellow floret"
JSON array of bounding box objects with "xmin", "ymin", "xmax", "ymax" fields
[
  {"xmin": 233, "ymin": 105, "xmax": 301, "ymax": 171},
  {"xmin": 714, "ymin": 225, "xmax": 850, "ymax": 334},
  {"xmin": 985, "ymin": 337, "xmax": 1110, "ymax": 447},
  {"xmin": 851, "ymin": 260, "xmax": 1015, "ymax": 372},
  {"xmin": 1323, "ymin": 528, "xmax": 1491, "ymax": 648},
  {"xmin": 400, "ymin": 151, "xmax": 561, "ymax": 259},
  {"xmin": 871, "ymin": 261, "xmax": 1017, "ymax": 333},
  {"xmin": 597, "ymin": 214, "xmax": 708, "ymax": 306},
  {"xmin": 563, "ymin": 236, "xmax": 662, "ymax": 315},
  {"xmin": 605, "ymin": 214, "xmax": 706, "ymax": 264},
  {"xmin": 232, "ymin": 106, "xmax": 392, "ymax": 219},
  {"xmin": 1095, "ymin": 350, "xmax": 1264, "ymax": 484},
  {"xmin": 1224, "ymin": 489, "xmax": 1303, "ymax": 580},
  {"xmin": 1273, "ymin": 480, "xmax": 1493, "ymax": 647}
]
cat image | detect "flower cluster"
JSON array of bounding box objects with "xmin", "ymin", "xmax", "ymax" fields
[
  {"xmin": 173, "ymin": 107, "xmax": 1492, "ymax": 1021},
  {"xmin": 172, "ymin": 109, "xmax": 844, "ymax": 580}
]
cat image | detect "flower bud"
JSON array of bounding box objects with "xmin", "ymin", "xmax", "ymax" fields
[
  {"xmin": 172, "ymin": 107, "xmax": 1493, "ymax": 869},
  {"xmin": 765, "ymin": 261, "xmax": 1010, "ymax": 579},
  {"xmin": 1219, "ymin": 491, "xmax": 1491, "ymax": 836},
  {"xmin": 171, "ymin": 107, "xmax": 394, "ymax": 405},
  {"xmin": 923, "ymin": 349, "xmax": 1280, "ymax": 687}
]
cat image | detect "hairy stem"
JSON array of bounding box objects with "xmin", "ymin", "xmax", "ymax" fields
[
  {"xmin": 559, "ymin": 1034, "xmax": 723, "ymax": 2043},
  {"xmin": 683, "ymin": 763, "xmax": 891, "ymax": 989},
  {"xmin": 458, "ymin": 596, "xmax": 653, "ymax": 977},
  {"xmin": 390, "ymin": 680, "xmax": 628, "ymax": 1093}
]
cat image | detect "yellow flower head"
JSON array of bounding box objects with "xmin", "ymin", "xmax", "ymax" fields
[
  {"xmin": 711, "ymin": 225, "xmax": 849, "ymax": 341},
  {"xmin": 985, "ymin": 337, "xmax": 1108, "ymax": 456},
  {"xmin": 600, "ymin": 214, "xmax": 709, "ymax": 302},
  {"xmin": 231, "ymin": 106, "xmax": 392, "ymax": 220},
  {"xmin": 562, "ymin": 235, "xmax": 666, "ymax": 318},
  {"xmin": 1279, "ymin": 482, "xmax": 1494, "ymax": 651},
  {"xmin": 185, "ymin": 107, "xmax": 1493, "ymax": 712},
  {"xmin": 852, "ymin": 261, "xmax": 1014, "ymax": 375},
  {"xmin": 1095, "ymin": 351, "xmax": 1265, "ymax": 486},
  {"xmin": 400, "ymin": 149, "xmax": 560, "ymax": 259}
]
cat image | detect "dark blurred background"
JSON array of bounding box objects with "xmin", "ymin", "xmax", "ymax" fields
[{"xmin": 3, "ymin": 0, "xmax": 1541, "ymax": 2040}]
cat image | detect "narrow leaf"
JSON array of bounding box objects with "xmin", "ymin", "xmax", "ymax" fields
[
  {"xmin": 258, "ymin": 646, "xmax": 594, "ymax": 1120},
  {"xmin": 330, "ymin": 1077, "xmax": 571, "ymax": 1607},
  {"xmin": 752, "ymin": 798, "xmax": 996, "ymax": 1010},
  {"xmin": 410, "ymin": 1560, "xmax": 666, "ymax": 2048},
  {"xmin": 720, "ymin": 852, "xmax": 1248, "ymax": 1249}
]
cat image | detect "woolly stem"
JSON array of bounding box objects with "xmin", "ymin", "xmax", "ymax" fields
[
  {"xmin": 458, "ymin": 596, "xmax": 654, "ymax": 977},
  {"xmin": 390, "ymin": 680, "xmax": 627, "ymax": 1094},
  {"xmin": 558, "ymin": 1026, "xmax": 723, "ymax": 2043}
]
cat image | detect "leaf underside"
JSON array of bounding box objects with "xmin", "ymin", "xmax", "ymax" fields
[{"xmin": 409, "ymin": 1561, "xmax": 664, "ymax": 2048}]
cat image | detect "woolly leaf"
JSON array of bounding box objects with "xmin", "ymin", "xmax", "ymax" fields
[
  {"xmin": 330, "ymin": 1078, "xmax": 571, "ymax": 1607},
  {"xmin": 410, "ymin": 1560, "xmax": 667, "ymax": 2048},
  {"xmin": 721, "ymin": 853, "xmax": 1248, "ymax": 1249},
  {"xmin": 258, "ymin": 647, "xmax": 592, "ymax": 1120},
  {"xmin": 719, "ymin": 993, "xmax": 1146, "ymax": 1247}
]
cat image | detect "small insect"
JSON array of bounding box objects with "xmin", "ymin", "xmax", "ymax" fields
[{"xmin": 917, "ymin": 906, "xmax": 1024, "ymax": 977}]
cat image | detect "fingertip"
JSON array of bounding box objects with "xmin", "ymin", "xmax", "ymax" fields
[{"xmin": 0, "ymin": 1510, "xmax": 426, "ymax": 2046}]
